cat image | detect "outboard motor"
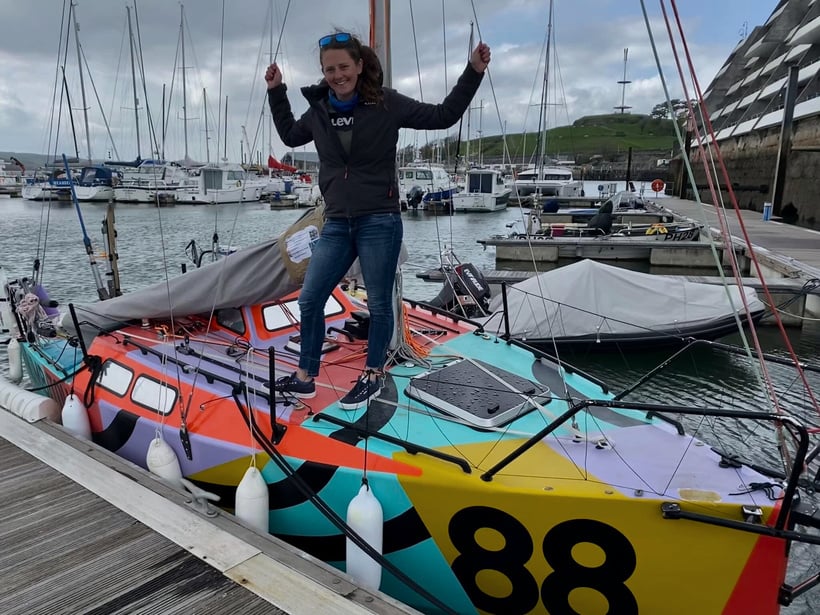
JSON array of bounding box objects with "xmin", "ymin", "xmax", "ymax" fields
[
  {"xmin": 427, "ymin": 263, "xmax": 491, "ymax": 318},
  {"xmin": 587, "ymin": 198, "xmax": 613, "ymax": 235},
  {"xmin": 406, "ymin": 185, "xmax": 424, "ymax": 210}
]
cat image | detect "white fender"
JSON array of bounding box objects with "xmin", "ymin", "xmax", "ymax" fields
[
  {"xmin": 0, "ymin": 265, "xmax": 17, "ymax": 336},
  {"xmin": 61, "ymin": 393, "xmax": 92, "ymax": 439},
  {"xmin": 0, "ymin": 373, "xmax": 60, "ymax": 422},
  {"xmin": 345, "ymin": 483, "xmax": 383, "ymax": 591},
  {"xmin": 146, "ymin": 436, "xmax": 183, "ymax": 487},
  {"xmin": 235, "ymin": 466, "xmax": 269, "ymax": 533},
  {"xmin": 7, "ymin": 337, "xmax": 23, "ymax": 384}
]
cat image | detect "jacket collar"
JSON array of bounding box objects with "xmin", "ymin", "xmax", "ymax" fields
[{"xmin": 301, "ymin": 80, "xmax": 332, "ymax": 104}]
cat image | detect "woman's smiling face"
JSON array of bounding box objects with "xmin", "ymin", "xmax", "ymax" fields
[{"xmin": 321, "ymin": 48, "xmax": 363, "ymax": 101}]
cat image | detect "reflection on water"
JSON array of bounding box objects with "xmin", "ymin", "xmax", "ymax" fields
[{"xmin": 2, "ymin": 196, "xmax": 820, "ymax": 612}]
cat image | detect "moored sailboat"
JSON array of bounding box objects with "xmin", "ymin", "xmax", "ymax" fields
[{"xmin": 3, "ymin": 2, "xmax": 820, "ymax": 614}]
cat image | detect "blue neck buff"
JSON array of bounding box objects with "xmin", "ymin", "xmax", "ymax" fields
[{"xmin": 328, "ymin": 90, "xmax": 359, "ymax": 112}]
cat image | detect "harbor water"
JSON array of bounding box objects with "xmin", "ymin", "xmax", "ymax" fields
[{"xmin": 1, "ymin": 191, "xmax": 819, "ymax": 613}]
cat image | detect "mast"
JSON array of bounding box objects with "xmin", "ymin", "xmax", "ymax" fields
[
  {"xmin": 62, "ymin": 154, "xmax": 108, "ymax": 301},
  {"xmin": 180, "ymin": 4, "xmax": 189, "ymax": 162},
  {"xmin": 126, "ymin": 5, "xmax": 142, "ymax": 159},
  {"xmin": 268, "ymin": 0, "xmax": 274, "ymax": 161},
  {"xmin": 203, "ymin": 88, "xmax": 210, "ymax": 164},
  {"xmin": 102, "ymin": 203, "xmax": 122, "ymax": 297},
  {"xmin": 614, "ymin": 48, "xmax": 632, "ymax": 114},
  {"xmin": 223, "ymin": 96, "xmax": 228, "ymax": 162},
  {"xmin": 537, "ymin": 0, "xmax": 554, "ymax": 178},
  {"xmin": 370, "ymin": 0, "xmax": 391, "ymax": 87},
  {"xmin": 477, "ymin": 98, "xmax": 483, "ymax": 167},
  {"xmin": 71, "ymin": 1, "xmax": 93, "ymax": 163},
  {"xmin": 465, "ymin": 23, "xmax": 474, "ymax": 167},
  {"xmin": 161, "ymin": 84, "xmax": 166, "ymax": 160}
]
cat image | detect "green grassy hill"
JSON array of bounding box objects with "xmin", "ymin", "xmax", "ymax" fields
[{"xmin": 456, "ymin": 113, "xmax": 679, "ymax": 163}]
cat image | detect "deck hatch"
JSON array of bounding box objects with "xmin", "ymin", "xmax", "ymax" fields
[{"xmin": 405, "ymin": 358, "xmax": 550, "ymax": 428}]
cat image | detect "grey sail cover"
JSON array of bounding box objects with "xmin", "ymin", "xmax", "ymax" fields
[{"xmin": 64, "ymin": 208, "xmax": 324, "ymax": 335}]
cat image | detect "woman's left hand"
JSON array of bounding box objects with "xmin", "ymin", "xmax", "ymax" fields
[{"xmin": 470, "ymin": 42, "xmax": 491, "ymax": 73}]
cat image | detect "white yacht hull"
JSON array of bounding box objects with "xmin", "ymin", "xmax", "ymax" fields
[{"xmin": 452, "ymin": 190, "xmax": 510, "ymax": 212}]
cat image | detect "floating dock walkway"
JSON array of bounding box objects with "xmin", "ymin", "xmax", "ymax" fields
[{"xmin": 0, "ymin": 407, "xmax": 419, "ymax": 615}]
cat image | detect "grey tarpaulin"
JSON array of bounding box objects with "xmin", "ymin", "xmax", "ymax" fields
[{"xmin": 63, "ymin": 207, "xmax": 324, "ymax": 340}]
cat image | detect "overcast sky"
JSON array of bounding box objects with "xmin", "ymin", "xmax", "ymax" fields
[{"xmin": 0, "ymin": 0, "xmax": 773, "ymax": 165}]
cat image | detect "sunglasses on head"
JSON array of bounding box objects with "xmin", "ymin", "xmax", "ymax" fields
[{"xmin": 319, "ymin": 32, "xmax": 352, "ymax": 47}]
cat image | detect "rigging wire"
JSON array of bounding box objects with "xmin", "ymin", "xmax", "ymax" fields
[
  {"xmin": 664, "ymin": 0, "xmax": 819, "ymax": 418},
  {"xmin": 467, "ymin": 0, "xmax": 577, "ymax": 400},
  {"xmin": 639, "ymin": 0, "xmax": 793, "ymax": 467},
  {"xmin": 650, "ymin": 0, "xmax": 765, "ymax": 377}
]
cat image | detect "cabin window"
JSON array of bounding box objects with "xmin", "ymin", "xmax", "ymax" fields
[
  {"xmin": 404, "ymin": 171, "xmax": 414, "ymax": 179},
  {"xmin": 216, "ymin": 308, "xmax": 246, "ymax": 335},
  {"xmin": 415, "ymin": 170, "xmax": 432, "ymax": 180},
  {"xmin": 203, "ymin": 169, "xmax": 222, "ymax": 190},
  {"xmin": 262, "ymin": 295, "xmax": 344, "ymax": 331},
  {"xmin": 95, "ymin": 359, "xmax": 133, "ymax": 397},
  {"xmin": 468, "ymin": 173, "xmax": 493, "ymax": 193},
  {"xmin": 131, "ymin": 375, "xmax": 178, "ymax": 416}
]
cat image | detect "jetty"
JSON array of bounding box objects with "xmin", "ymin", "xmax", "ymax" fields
[
  {"xmin": 0, "ymin": 405, "xmax": 419, "ymax": 615},
  {"xmin": 450, "ymin": 196, "xmax": 820, "ymax": 326},
  {"xmin": 477, "ymin": 195, "xmax": 820, "ymax": 276}
]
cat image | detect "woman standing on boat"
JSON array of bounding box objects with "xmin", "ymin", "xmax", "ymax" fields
[{"xmin": 265, "ymin": 31, "xmax": 490, "ymax": 409}]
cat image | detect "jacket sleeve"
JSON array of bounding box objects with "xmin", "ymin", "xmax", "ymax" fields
[
  {"xmin": 395, "ymin": 64, "xmax": 484, "ymax": 130},
  {"xmin": 267, "ymin": 85, "xmax": 314, "ymax": 147}
]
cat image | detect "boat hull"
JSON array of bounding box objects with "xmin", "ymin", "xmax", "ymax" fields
[
  {"xmin": 13, "ymin": 318, "xmax": 787, "ymax": 615},
  {"xmin": 452, "ymin": 190, "xmax": 510, "ymax": 212}
]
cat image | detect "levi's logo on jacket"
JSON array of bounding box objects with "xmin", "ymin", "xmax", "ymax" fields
[{"xmin": 331, "ymin": 115, "xmax": 354, "ymax": 128}]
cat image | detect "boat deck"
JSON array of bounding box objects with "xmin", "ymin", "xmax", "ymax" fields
[{"xmin": 0, "ymin": 410, "xmax": 418, "ymax": 615}]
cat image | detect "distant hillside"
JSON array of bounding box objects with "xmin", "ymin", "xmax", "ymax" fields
[{"xmin": 450, "ymin": 113, "xmax": 679, "ymax": 164}]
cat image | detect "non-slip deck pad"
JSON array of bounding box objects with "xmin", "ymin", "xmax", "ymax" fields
[{"xmin": 405, "ymin": 358, "xmax": 551, "ymax": 428}]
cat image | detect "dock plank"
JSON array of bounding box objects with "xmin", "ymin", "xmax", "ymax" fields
[
  {"xmin": 0, "ymin": 436, "xmax": 283, "ymax": 615},
  {"xmin": 0, "ymin": 409, "xmax": 420, "ymax": 615}
]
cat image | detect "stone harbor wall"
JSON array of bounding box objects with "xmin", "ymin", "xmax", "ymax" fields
[{"xmin": 682, "ymin": 116, "xmax": 820, "ymax": 230}]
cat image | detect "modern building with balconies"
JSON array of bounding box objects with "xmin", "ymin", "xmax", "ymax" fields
[{"xmin": 688, "ymin": 0, "xmax": 820, "ymax": 228}]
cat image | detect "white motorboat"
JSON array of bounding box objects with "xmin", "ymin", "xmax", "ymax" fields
[
  {"xmin": 511, "ymin": 164, "xmax": 585, "ymax": 199},
  {"xmin": 398, "ymin": 162, "xmax": 458, "ymax": 210},
  {"xmin": 452, "ymin": 167, "xmax": 511, "ymax": 212},
  {"xmin": 175, "ymin": 164, "xmax": 262, "ymax": 204}
]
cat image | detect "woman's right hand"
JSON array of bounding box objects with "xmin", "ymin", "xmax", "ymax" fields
[{"xmin": 265, "ymin": 63, "xmax": 283, "ymax": 89}]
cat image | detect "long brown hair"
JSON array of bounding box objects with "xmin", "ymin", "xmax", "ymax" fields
[{"xmin": 319, "ymin": 32, "xmax": 384, "ymax": 104}]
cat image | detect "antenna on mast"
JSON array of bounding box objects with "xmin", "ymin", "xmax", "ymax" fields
[{"xmin": 614, "ymin": 47, "xmax": 631, "ymax": 114}]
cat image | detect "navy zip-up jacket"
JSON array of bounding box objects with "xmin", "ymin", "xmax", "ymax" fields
[{"xmin": 267, "ymin": 63, "xmax": 484, "ymax": 218}]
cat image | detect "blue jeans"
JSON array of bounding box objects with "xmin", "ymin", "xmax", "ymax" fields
[{"xmin": 297, "ymin": 213, "xmax": 403, "ymax": 376}]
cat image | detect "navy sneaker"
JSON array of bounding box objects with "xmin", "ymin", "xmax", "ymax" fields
[
  {"xmin": 272, "ymin": 372, "xmax": 316, "ymax": 399},
  {"xmin": 339, "ymin": 373, "xmax": 382, "ymax": 409}
]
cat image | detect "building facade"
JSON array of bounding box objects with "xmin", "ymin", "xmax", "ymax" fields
[{"xmin": 693, "ymin": 0, "xmax": 820, "ymax": 228}]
